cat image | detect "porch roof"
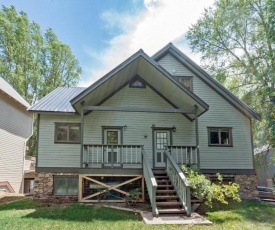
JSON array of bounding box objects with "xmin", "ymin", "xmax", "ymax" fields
[{"xmin": 70, "ymin": 50, "xmax": 209, "ymax": 120}]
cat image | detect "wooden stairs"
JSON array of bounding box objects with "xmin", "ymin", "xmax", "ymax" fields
[{"xmin": 153, "ymin": 169, "xmax": 186, "ymax": 215}]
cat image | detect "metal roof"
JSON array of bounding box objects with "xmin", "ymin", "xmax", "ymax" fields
[
  {"xmin": 28, "ymin": 87, "xmax": 86, "ymax": 113},
  {"xmin": 0, "ymin": 77, "xmax": 30, "ymax": 108}
]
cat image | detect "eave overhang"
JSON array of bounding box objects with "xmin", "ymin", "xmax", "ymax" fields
[{"xmin": 70, "ymin": 50, "xmax": 209, "ymax": 120}]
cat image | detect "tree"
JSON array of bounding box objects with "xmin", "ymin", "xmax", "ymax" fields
[
  {"xmin": 0, "ymin": 5, "xmax": 82, "ymax": 155},
  {"xmin": 186, "ymin": 0, "xmax": 275, "ymax": 148}
]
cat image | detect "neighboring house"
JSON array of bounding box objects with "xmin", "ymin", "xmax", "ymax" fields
[
  {"xmin": 29, "ymin": 43, "xmax": 260, "ymax": 216},
  {"xmin": 24, "ymin": 156, "xmax": 36, "ymax": 194},
  {"xmin": 0, "ymin": 77, "xmax": 33, "ymax": 194},
  {"xmin": 255, "ymin": 146, "xmax": 275, "ymax": 189}
]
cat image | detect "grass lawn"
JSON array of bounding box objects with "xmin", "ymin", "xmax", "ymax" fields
[{"xmin": 0, "ymin": 197, "xmax": 274, "ymax": 230}]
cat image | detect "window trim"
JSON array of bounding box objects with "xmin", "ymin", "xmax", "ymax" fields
[
  {"xmin": 129, "ymin": 76, "xmax": 146, "ymax": 88},
  {"xmin": 54, "ymin": 123, "xmax": 81, "ymax": 144},
  {"xmin": 174, "ymin": 76, "xmax": 193, "ymax": 91},
  {"xmin": 53, "ymin": 175, "xmax": 78, "ymax": 195},
  {"xmin": 207, "ymin": 127, "xmax": 233, "ymax": 147}
]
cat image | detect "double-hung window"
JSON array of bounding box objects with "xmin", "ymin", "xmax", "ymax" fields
[
  {"xmin": 55, "ymin": 123, "xmax": 81, "ymax": 143},
  {"xmin": 208, "ymin": 127, "xmax": 232, "ymax": 146}
]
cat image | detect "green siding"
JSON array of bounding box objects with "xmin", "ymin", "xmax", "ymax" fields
[
  {"xmin": 158, "ymin": 54, "xmax": 254, "ymax": 170},
  {"xmin": 38, "ymin": 115, "xmax": 81, "ymax": 167}
]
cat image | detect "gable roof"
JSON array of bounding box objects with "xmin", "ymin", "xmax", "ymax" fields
[
  {"xmin": 70, "ymin": 49, "xmax": 209, "ymax": 120},
  {"xmin": 28, "ymin": 87, "xmax": 86, "ymax": 113},
  {"xmin": 152, "ymin": 43, "xmax": 261, "ymax": 120},
  {"xmin": 0, "ymin": 77, "xmax": 30, "ymax": 108}
]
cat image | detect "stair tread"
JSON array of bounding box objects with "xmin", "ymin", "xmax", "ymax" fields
[
  {"xmin": 156, "ymin": 195, "xmax": 179, "ymax": 199},
  {"xmin": 156, "ymin": 190, "xmax": 176, "ymax": 193},
  {"xmin": 155, "ymin": 176, "xmax": 169, "ymax": 178},
  {"xmin": 156, "ymin": 201, "xmax": 182, "ymax": 206},
  {"xmin": 157, "ymin": 184, "xmax": 174, "ymax": 187}
]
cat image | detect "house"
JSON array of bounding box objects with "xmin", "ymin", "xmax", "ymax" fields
[
  {"xmin": 24, "ymin": 156, "xmax": 36, "ymax": 194},
  {"xmin": 0, "ymin": 77, "xmax": 33, "ymax": 194},
  {"xmin": 255, "ymin": 146, "xmax": 275, "ymax": 189},
  {"xmin": 29, "ymin": 43, "xmax": 260, "ymax": 216}
]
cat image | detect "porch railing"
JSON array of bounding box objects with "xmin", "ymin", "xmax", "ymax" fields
[
  {"xmin": 83, "ymin": 144, "xmax": 143, "ymax": 168},
  {"xmin": 164, "ymin": 147, "xmax": 191, "ymax": 216},
  {"xmin": 168, "ymin": 145, "xmax": 199, "ymax": 167},
  {"xmin": 142, "ymin": 148, "xmax": 158, "ymax": 217}
]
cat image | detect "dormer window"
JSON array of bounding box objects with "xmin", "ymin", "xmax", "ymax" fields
[{"xmin": 175, "ymin": 76, "xmax": 193, "ymax": 91}]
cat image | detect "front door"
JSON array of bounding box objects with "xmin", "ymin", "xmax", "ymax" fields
[
  {"xmin": 154, "ymin": 130, "xmax": 170, "ymax": 168},
  {"xmin": 103, "ymin": 129, "xmax": 121, "ymax": 167}
]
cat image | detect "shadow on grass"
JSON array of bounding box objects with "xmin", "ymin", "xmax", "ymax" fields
[
  {"xmin": 0, "ymin": 198, "xmax": 141, "ymax": 222},
  {"xmin": 23, "ymin": 204, "xmax": 140, "ymax": 222},
  {"xmin": 205, "ymin": 200, "xmax": 275, "ymax": 224}
]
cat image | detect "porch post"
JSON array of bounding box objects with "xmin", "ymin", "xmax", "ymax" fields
[
  {"xmin": 194, "ymin": 105, "xmax": 200, "ymax": 167},
  {"xmin": 80, "ymin": 101, "xmax": 85, "ymax": 168}
]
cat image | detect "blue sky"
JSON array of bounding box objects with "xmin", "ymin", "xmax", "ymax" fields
[{"xmin": 1, "ymin": 0, "xmax": 215, "ymax": 86}]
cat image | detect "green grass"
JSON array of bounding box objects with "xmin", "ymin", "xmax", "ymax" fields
[{"xmin": 0, "ymin": 198, "xmax": 274, "ymax": 229}]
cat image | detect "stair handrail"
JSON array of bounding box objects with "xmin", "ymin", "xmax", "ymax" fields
[
  {"xmin": 164, "ymin": 146, "xmax": 191, "ymax": 216},
  {"xmin": 142, "ymin": 147, "xmax": 158, "ymax": 217}
]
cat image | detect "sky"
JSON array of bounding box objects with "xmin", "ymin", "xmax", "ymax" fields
[{"xmin": 0, "ymin": 0, "xmax": 215, "ymax": 87}]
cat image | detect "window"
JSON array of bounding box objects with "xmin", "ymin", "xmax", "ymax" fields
[
  {"xmin": 208, "ymin": 127, "xmax": 232, "ymax": 146},
  {"xmin": 129, "ymin": 79, "xmax": 145, "ymax": 88},
  {"xmin": 54, "ymin": 176, "xmax": 78, "ymax": 195},
  {"xmin": 175, "ymin": 76, "xmax": 193, "ymax": 91},
  {"xmin": 55, "ymin": 123, "xmax": 80, "ymax": 143}
]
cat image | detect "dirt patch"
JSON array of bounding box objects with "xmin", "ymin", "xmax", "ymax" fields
[{"xmin": 0, "ymin": 195, "xmax": 27, "ymax": 205}]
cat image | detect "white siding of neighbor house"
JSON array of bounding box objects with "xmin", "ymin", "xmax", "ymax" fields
[
  {"xmin": 0, "ymin": 93, "xmax": 33, "ymax": 193},
  {"xmin": 0, "ymin": 93, "xmax": 33, "ymax": 139},
  {"xmin": 38, "ymin": 114, "xmax": 81, "ymax": 167},
  {"xmin": 0, "ymin": 129, "xmax": 25, "ymax": 193},
  {"xmin": 158, "ymin": 53, "xmax": 254, "ymax": 170}
]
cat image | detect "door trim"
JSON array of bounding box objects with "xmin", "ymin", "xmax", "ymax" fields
[
  {"xmin": 152, "ymin": 127, "xmax": 173, "ymax": 168},
  {"xmin": 102, "ymin": 126, "xmax": 123, "ymax": 144}
]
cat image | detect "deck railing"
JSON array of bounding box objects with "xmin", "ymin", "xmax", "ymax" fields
[
  {"xmin": 142, "ymin": 148, "xmax": 158, "ymax": 217},
  {"xmin": 164, "ymin": 147, "xmax": 191, "ymax": 216},
  {"xmin": 168, "ymin": 146, "xmax": 198, "ymax": 167},
  {"xmin": 83, "ymin": 144, "xmax": 143, "ymax": 168}
]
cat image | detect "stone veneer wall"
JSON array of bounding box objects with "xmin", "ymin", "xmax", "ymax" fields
[
  {"xmin": 205, "ymin": 174, "xmax": 259, "ymax": 199},
  {"xmin": 34, "ymin": 172, "xmax": 78, "ymax": 202}
]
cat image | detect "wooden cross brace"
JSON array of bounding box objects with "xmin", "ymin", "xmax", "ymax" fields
[{"xmin": 81, "ymin": 175, "xmax": 142, "ymax": 201}]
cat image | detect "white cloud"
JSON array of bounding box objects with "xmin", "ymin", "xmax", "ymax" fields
[{"xmin": 80, "ymin": 0, "xmax": 215, "ymax": 87}]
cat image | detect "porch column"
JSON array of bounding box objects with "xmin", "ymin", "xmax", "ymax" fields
[
  {"xmin": 80, "ymin": 101, "xmax": 85, "ymax": 168},
  {"xmin": 194, "ymin": 105, "xmax": 200, "ymax": 167}
]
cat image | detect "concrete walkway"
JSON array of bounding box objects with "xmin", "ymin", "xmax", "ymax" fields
[{"xmin": 141, "ymin": 211, "xmax": 212, "ymax": 225}]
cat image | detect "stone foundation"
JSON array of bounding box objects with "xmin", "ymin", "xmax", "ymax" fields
[
  {"xmin": 34, "ymin": 172, "xmax": 78, "ymax": 203},
  {"xmin": 205, "ymin": 174, "xmax": 258, "ymax": 199},
  {"xmin": 34, "ymin": 172, "xmax": 259, "ymax": 203}
]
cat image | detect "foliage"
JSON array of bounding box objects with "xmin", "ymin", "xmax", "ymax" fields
[
  {"xmin": 124, "ymin": 188, "xmax": 142, "ymax": 207},
  {"xmin": 186, "ymin": 0, "xmax": 275, "ymax": 148},
  {"xmin": 0, "ymin": 5, "xmax": 82, "ymax": 155},
  {"xmin": 182, "ymin": 166, "xmax": 241, "ymax": 207}
]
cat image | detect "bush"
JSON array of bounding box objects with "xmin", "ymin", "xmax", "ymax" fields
[{"xmin": 181, "ymin": 166, "xmax": 241, "ymax": 207}]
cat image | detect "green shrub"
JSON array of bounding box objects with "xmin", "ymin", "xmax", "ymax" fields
[{"xmin": 182, "ymin": 166, "xmax": 241, "ymax": 207}]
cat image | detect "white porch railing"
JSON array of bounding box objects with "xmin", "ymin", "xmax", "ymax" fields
[
  {"xmin": 168, "ymin": 146, "xmax": 199, "ymax": 167},
  {"xmin": 83, "ymin": 144, "xmax": 143, "ymax": 168},
  {"xmin": 142, "ymin": 148, "xmax": 158, "ymax": 217},
  {"xmin": 164, "ymin": 147, "xmax": 191, "ymax": 216}
]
